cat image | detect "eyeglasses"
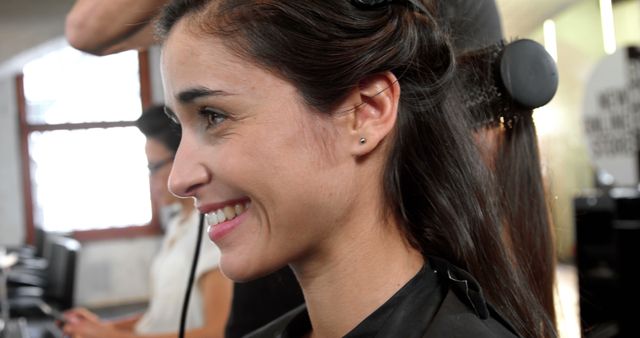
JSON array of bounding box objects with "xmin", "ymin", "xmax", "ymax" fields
[{"xmin": 147, "ymin": 157, "xmax": 174, "ymax": 175}]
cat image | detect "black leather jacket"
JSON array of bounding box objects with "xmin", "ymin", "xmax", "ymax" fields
[{"xmin": 245, "ymin": 257, "xmax": 519, "ymax": 338}]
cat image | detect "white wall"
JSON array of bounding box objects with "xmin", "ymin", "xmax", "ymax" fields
[
  {"xmin": 0, "ymin": 0, "xmax": 75, "ymax": 65},
  {"xmin": 0, "ymin": 76, "xmax": 25, "ymax": 246},
  {"xmin": 0, "ymin": 0, "xmax": 74, "ymax": 247},
  {"xmin": 149, "ymin": 45, "xmax": 166, "ymax": 104},
  {"xmin": 75, "ymin": 237, "xmax": 160, "ymax": 307}
]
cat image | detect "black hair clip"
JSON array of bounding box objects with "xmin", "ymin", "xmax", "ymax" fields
[
  {"xmin": 350, "ymin": 0, "xmax": 391, "ymax": 9},
  {"xmin": 499, "ymin": 39, "xmax": 558, "ymax": 110},
  {"xmin": 350, "ymin": 0, "xmax": 428, "ymax": 14}
]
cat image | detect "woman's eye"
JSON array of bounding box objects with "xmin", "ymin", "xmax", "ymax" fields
[{"xmin": 199, "ymin": 107, "xmax": 227, "ymax": 128}]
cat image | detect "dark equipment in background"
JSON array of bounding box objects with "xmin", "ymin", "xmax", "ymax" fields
[
  {"xmin": 7, "ymin": 234, "xmax": 79, "ymax": 317},
  {"xmin": 574, "ymin": 188, "xmax": 640, "ymax": 338},
  {"xmin": 1, "ymin": 230, "xmax": 80, "ymax": 338}
]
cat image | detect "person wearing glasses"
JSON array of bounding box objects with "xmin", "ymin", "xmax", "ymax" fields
[{"xmin": 62, "ymin": 105, "xmax": 232, "ymax": 338}]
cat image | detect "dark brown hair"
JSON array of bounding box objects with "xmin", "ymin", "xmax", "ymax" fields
[
  {"xmin": 457, "ymin": 44, "xmax": 557, "ymax": 335},
  {"xmin": 136, "ymin": 104, "xmax": 181, "ymax": 153},
  {"xmin": 158, "ymin": 1, "xmax": 553, "ymax": 336}
]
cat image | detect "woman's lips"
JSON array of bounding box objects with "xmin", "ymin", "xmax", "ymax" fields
[
  {"xmin": 204, "ymin": 201, "xmax": 250, "ymax": 226},
  {"xmin": 202, "ymin": 200, "xmax": 251, "ymax": 241}
]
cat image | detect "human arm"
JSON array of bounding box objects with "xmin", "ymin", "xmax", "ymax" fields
[
  {"xmin": 98, "ymin": 23, "xmax": 157, "ymax": 56},
  {"xmin": 62, "ymin": 308, "xmax": 138, "ymax": 338},
  {"xmin": 62, "ymin": 307, "xmax": 143, "ymax": 331},
  {"xmin": 63, "ymin": 269, "xmax": 232, "ymax": 338},
  {"xmin": 65, "ymin": 0, "xmax": 169, "ymax": 56},
  {"xmin": 108, "ymin": 313, "xmax": 144, "ymax": 331}
]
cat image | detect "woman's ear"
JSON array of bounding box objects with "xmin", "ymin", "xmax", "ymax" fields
[{"xmin": 348, "ymin": 71, "xmax": 400, "ymax": 157}]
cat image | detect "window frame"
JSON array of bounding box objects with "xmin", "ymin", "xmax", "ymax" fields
[{"xmin": 17, "ymin": 50, "xmax": 161, "ymax": 243}]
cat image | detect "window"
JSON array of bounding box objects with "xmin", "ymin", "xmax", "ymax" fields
[{"xmin": 18, "ymin": 47, "xmax": 157, "ymax": 240}]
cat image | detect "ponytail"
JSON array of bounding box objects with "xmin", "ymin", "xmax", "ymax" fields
[{"xmin": 457, "ymin": 40, "xmax": 559, "ymax": 336}]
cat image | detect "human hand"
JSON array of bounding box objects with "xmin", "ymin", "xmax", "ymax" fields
[
  {"xmin": 62, "ymin": 308, "xmax": 128, "ymax": 338},
  {"xmin": 63, "ymin": 319, "xmax": 130, "ymax": 338},
  {"xmin": 63, "ymin": 308, "xmax": 101, "ymax": 325}
]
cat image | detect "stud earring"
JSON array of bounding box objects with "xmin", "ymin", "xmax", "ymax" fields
[{"xmin": 359, "ymin": 137, "xmax": 367, "ymax": 145}]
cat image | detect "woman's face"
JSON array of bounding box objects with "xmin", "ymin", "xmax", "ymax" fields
[{"xmin": 161, "ymin": 21, "xmax": 360, "ymax": 281}]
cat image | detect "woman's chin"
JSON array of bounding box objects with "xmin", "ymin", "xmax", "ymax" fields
[{"xmin": 219, "ymin": 255, "xmax": 287, "ymax": 282}]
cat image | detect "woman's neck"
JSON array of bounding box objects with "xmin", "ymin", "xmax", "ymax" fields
[{"xmin": 291, "ymin": 216, "xmax": 424, "ymax": 338}]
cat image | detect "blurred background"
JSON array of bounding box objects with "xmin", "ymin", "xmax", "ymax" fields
[{"xmin": 0, "ymin": 0, "xmax": 639, "ymax": 337}]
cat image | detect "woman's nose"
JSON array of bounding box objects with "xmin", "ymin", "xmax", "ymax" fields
[{"xmin": 168, "ymin": 135, "xmax": 210, "ymax": 199}]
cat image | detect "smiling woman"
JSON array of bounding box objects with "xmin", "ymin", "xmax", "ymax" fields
[
  {"xmin": 162, "ymin": 40, "xmax": 353, "ymax": 281},
  {"xmin": 156, "ymin": 1, "xmax": 554, "ymax": 337}
]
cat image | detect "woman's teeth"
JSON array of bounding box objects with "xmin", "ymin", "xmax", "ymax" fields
[{"xmin": 205, "ymin": 202, "xmax": 250, "ymax": 227}]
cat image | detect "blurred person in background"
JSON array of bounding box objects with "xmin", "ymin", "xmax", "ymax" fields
[{"xmin": 62, "ymin": 105, "xmax": 232, "ymax": 338}]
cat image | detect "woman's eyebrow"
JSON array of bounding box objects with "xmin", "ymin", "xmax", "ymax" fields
[{"xmin": 176, "ymin": 86, "xmax": 232, "ymax": 104}]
